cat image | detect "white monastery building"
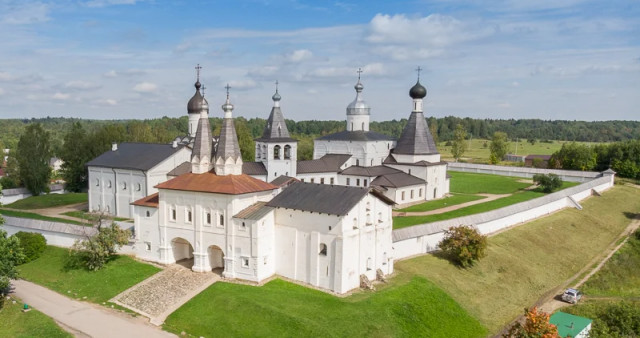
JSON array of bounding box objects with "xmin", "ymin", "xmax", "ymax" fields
[{"xmin": 88, "ymin": 66, "xmax": 449, "ymax": 294}]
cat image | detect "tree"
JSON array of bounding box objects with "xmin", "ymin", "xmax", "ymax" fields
[
  {"xmin": 548, "ymin": 142, "xmax": 596, "ymax": 171},
  {"xmin": 439, "ymin": 225, "xmax": 487, "ymax": 268},
  {"xmin": 451, "ymin": 124, "xmax": 468, "ymax": 162},
  {"xmin": 490, "ymin": 132, "xmax": 509, "ymax": 164},
  {"xmin": 17, "ymin": 123, "xmax": 52, "ymax": 195},
  {"xmin": 504, "ymin": 307, "xmax": 559, "ymax": 338},
  {"xmin": 0, "ymin": 219, "xmax": 26, "ymax": 298},
  {"xmin": 60, "ymin": 122, "xmax": 91, "ymax": 192},
  {"xmin": 533, "ymin": 174, "xmax": 563, "ymax": 193},
  {"xmin": 70, "ymin": 216, "xmax": 130, "ymax": 271}
]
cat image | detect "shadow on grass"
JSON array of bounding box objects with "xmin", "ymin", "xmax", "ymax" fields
[
  {"xmin": 623, "ymin": 211, "xmax": 639, "ymax": 220},
  {"xmin": 430, "ymin": 250, "xmax": 478, "ymax": 270},
  {"xmin": 62, "ymin": 250, "xmax": 119, "ymax": 272}
]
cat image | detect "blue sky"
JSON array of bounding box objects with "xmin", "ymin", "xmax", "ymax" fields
[{"xmin": 0, "ymin": 0, "xmax": 638, "ymax": 121}]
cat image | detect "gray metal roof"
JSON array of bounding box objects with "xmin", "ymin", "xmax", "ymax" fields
[
  {"xmin": 270, "ymin": 175, "xmax": 298, "ymax": 186},
  {"xmin": 393, "ymin": 111, "xmax": 438, "ymax": 155},
  {"xmin": 340, "ymin": 165, "xmax": 400, "ymax": 177},
  {"xmin": 297, "ymin": 154, "xmax": 352, "ymax": 173},
  {"xmin": 266, "ymin": 182, "xmax": 380, "ymax": 216},
  {"xmin": 191, "ymin": 116, "xmax": 213, "ymax": 164},
  {"xmin": 233, "ymin": 201, "xmax": 274, "ymax": 220},
  {"xmin": 187, "ymin": 82, "xmax": 208, "ymax": 114},
  {"xmin": 87, "ymin": 143, "xmax": 184, "ymax": 171},
  {"xmin": 242, "ymin": 161, "xmax": 267, "ymax": 175},
  {"xmin": 392, "ymin": 175, "xmax": 612, "ymax": 242},
  {"xmin": 346, "ymin": 79, "xmax": 370, "ymax": 116},
  {"xmin": 316, "ymin": 130, "xmax": 394, "ymax": 142},
  {"xmin": 167, "ymin": 161, "xmax": 191, "ymax": 177},
  {"xmin": 370, "ymin": 171, "xmax": 425, "ymax": 188},
  {"xmin": 256, "ymin": 106, "xmax": 296, "ymax": 142},
  {"xmin": 214, "ymin": 117, "xmax": 242, "ymax": 163}
]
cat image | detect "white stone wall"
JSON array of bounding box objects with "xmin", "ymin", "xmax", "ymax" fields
[
  {"xmin": 448, "ymin": 162, "xmax": 601, "ymax": 182},
  {"xmin": 2, "ymin": 224, "xmax": 83, "ymax": 247},
  {"xmin": 346, "ymin": 115, "xmax": 370, "ymax": 132},
  {"xmin": 313, "ymin": 140, "xmax": 395, "ymax": 167},
  {"xmin": 297, "ymin": 172, "xmax": 338, "ymax": 185}
]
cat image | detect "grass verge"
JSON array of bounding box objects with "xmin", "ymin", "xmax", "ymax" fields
[
  {"xmin": 18, "ymin": 246, "xmax": 160, "ymax": 304},
  {"xmin": 164, "ymin": 276, "xmax": 487, "ymax": 337},
  {"xmin": 449, "ymin": 171, "xmax": 532, "ymax": 194},
  {"xmin": 0, "ymin": 209, "xmax": 87, "ymax": 226},
  {"xmin": 394, "ymin": 185, "xmax": 640, "ymax": 333},
  {"xmin": 397, "ymin": 193, "xmax": 485, "ymax": 212},
  {"xmin": 0, "ymin": 297, "xmax": 71, "ymax": 338},
  {"xmin": 393, "ymin": 181, "xmax": 579, "ymax": 229},
  {"xmin": 5, "ymin": 193, "xmax": 87, "ymax": 209}
]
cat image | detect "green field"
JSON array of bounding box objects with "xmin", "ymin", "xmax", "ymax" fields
[
  {"xmin": 18, "ymin": 246, "xmax": 160, "ymax": 304},
  {"xmin": 5, "ymin": 193, "xmax": 87, "ymax": 209},
  {"xmin": 581, "ymin": 229, "xmax": 640, "ymax": 298},
  {"xmin": 0, "ymin": 209, "xmax": 87, "ymax": 226},
  {"xmin": 394, "ymin": 181, "xmax": 579, "ymax": 229},
  {"xmin": 0, "ymin": 298, "xmax": 71, "ymax": 338},
  {"xmin": 449, "ymin": 171, "xmax": 532, "ymax": 194},
  {"xmin": 438, "ymin": 139, "xmax": 599, "ymax": 163},
  {"xmin": 397, "ymin": 193, "xmax": 485, "ymax": 212},
  {"xmin": 395, "ymin": 185, "xmax": 640, "ymax": 333},
  {"xmin": 164, "ymin": 277, "xmax": 487, "ymax": 337}
]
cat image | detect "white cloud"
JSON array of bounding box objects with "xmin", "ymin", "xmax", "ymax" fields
[
  {"xmin": 173, "ymin": 42, "xmax": 191, "ymax": 54},
  {"xmin": 497, "ymin": 102, "xmax": 511, "ymax": 108},
  {"xmin": 285, "ymin": 49, "xmax": 313, "ymax": 63},
  {"xmin": 133, "ymin": 82, "xmax": 157, "ymax": 93},
  {"xmin": 65, "ymin": 80, "xmax": 101, "ymax": 90},
  {"xmin": 84, "ymin": 0, "xmax": 142, "ymax": 8},
  {"xmin": 103, "ymin": 70, "xmax": 118, "ymax": 78},
  {"xmin": 1, "ymin": 2, "xmax": 50, "ymax": 25},
  {"xmin": 103, "ymin": 69, "xmax": 146, "ymax": 78},
  {"xmin": 227, "ymin": 79, "xmax": 257, "ymax": 90},
  {"xmin": 52, "ymin": 92, "xmax": 70, "ymax": 100},
  {"xmin": 0, "ymin": 88, "xmax": 5, "ymax": 95},
  {"xmin": 96, "ymin": 98, "xmax": 118, "ymax": 106},
  {"xmin": 0, "ymin": 72, "xmax": 13, "ymax": 81},
  {"xmin": 248, "ymin": 66, "xmax": 279, "ymax": 78}
]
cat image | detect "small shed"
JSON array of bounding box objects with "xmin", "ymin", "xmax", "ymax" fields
[
  {"xmin": 549, "ymin": 312, "xmax": 592, "ymax": 338},
  {"xmin": 525, "ymin": 154, "xmax": 551, "ymax": 168}
]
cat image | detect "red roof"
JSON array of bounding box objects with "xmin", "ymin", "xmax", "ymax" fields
[
  {"xmin": 131, "ymin": 193, "xmax": 159, "ymax": 208},
  {"xmin": 155, "ymin": 172, "xmax": 277, "ymax": 195}
]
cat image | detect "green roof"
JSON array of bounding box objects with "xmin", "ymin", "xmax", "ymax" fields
[{"xmin": 550, "ymin": 312, "xmax": 592, "ymax": 338}]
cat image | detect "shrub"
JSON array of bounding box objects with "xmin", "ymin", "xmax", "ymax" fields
[
  {"xmin": 503, "ymin": 307, "xmax": 559, "ymax": 338},
  {"xmin": 14, "ymin": 232, "xmax": 47, "ymax": 263},
  {"xmin": 439, "ymin": 225, "xmax": 487, "ymax": 268},
  {"xmin": 533, "ymin": 173, "xmax": 563, "ymax": 193}
]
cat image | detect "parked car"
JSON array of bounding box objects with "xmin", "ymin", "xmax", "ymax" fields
[{"xmin": 561, "ymin": 288, "xmax": 582, "ymax": 304}]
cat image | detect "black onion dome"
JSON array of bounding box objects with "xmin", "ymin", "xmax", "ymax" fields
[
  {"xmin": 187, "ymin": 81, "xmax": 208, "ymax": 114},
  {"xmin": 409, "ymin": 81, "xmax": 427, "ymax": 99}
]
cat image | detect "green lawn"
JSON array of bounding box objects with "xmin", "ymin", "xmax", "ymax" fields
[
  {"xmin": 0, "ymin": 298, "xmax": 71, "ymax": 338},
  {"xmin": 164, "ymin": 277, "xmax": 487, "ymax": 337},
  {"xmin": 397, "ymin": 193, "xmax": 485, "ymax": 212},
  {"xmin": 394, "ymin": 181, "xmax": 579, "ymax": 229},
  {"xmin": 449, "ymin": 171, "xmax": 532, "ymax": 194},
  {"xmin": 394, "ymin": 185, "xmax": 640, "ymax": 333},
  {"xmin": 18, "ymin": 246, "xmax": 160, "ymax": 304},
  {"xmin": 0, "ymin": 209, "xmax": 87, "ymax": 226},
  {"xmin": 580, "ymin": 229, "xmax": 640, "ymax": 298},
  {"xmin": 5, "ymin": 193, "xmax": 87, "ymax": 209}
]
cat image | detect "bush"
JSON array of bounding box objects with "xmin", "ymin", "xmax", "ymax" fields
[
  {"xmin": 439, "ymin": 225, "xmax": 488, "ymax": 268},
  {"xmin": 71, "ymin": 220, "xmax": 130, "ymax": 271},
  {"xmin": 533, "ymin": 173, "xmax": 563, "ymax": 193},
  {"xmin": 14, "ymin": 232, "xmax": 46, "ymax": 263}
]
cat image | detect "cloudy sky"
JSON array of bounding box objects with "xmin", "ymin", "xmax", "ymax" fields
[{"xmin": 0, "ymin": 0, "xmax": 638, "ymax": 121}]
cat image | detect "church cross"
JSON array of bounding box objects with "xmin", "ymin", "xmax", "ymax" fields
[
  {"xmin": 225, "ymin": 83, "xmax": 231, "ymax": 97},
  {"xmin": 356, "ymin": 67, "xmax": 363, "ymax": 81},
  {"xmin": 415, "ymin": 66, "xmax": 422, "ymax": 80},
  {"xmin": 275, "ymin": 80, "xmax": 279, "ymax": 92},
  {"xmin": 195, "ymin": 64, "xmax": 202, "ymax": 81}
]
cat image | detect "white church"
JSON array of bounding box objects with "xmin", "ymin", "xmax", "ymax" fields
[{"xmin": 87, "ymin": 67, "xmax": 449, "ymax": 294}]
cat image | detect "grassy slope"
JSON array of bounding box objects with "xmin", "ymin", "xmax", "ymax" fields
[
  {"xmin": 5, "ymin": 193, "xmax": 87, "ymax": 209},
  {"xmin": 0, "ymin": 209, "xmax": 86, "ymax": 226},
  {"xmin": 18, "ymin": 246, "xmax": 160, "ymax": 304},
  {"xmin": 394, "ymin": 181, "xmax": 579, "ymax": 229},
  {"xmin": 581, "ymin": 231, "xmax": 640, "ymax": 297},
  {"xmin": 164, "ymin": 277, "xmax": 487, "ymax": 338},
  {"xmin": 394, "ymin": 185, "xmax": 640, "ymax": 333},
  {"xmin": 397, "ymin": 194, "xmax": 485, "ymax": 212},
  {"xmin": 0, "ymin": 298, "xmax": 71, "ymax": 338}
]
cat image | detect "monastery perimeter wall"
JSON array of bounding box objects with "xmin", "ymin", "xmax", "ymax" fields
[
  {"xmin": 392, "ymin": 174, "xmax": 614, "ymax": 260},
  {"xmin": 447, "ymin": 162, "xmax": 600, "ymax": 182}
]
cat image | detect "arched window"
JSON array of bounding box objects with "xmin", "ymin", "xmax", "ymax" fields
[
  {"xmin": 319, "ymin": 243, "xmax": 327, "ymax": 256},
  {"xmin": 356, "ymin": 159, "xmax": 359, "ymax": 166},
  {"xmin": 136, "ymin": 183, "xmax": 141, "ymax": 191},
  {"xmin": 146, "ymin": 210, "xmax": 150, "ymax": 217},
  {"xmin": 219, "ymin": 214, "xmax": 225, "ymax": 226},
  {"xmin": 262, "ymin": 145, "xmax": 267, "ymax": 159},
  {"xmin": 257, "ymin": 144, "xmax": 261, "ymax": 158},
  {"xmin": 284, "ymin": 145, "xmax": 291, "ymax": 159},
  {"xmin": 274, "ymin": 145, "xmax": 281, "ymax": 159},
  {"xmin": 419, "ymin": 188, "xmax": 423, "ymax": 197}
]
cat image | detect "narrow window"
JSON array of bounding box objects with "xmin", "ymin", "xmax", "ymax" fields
[
  {"xmin": 146, "ymin": 210, "xmax": 150, "ymax": 218},
  {"xmin": 411, "ymin": 190, "xmax": 414, "ymax": 199},
  {"xmin": 187, "ymin": 210, "xmax": 192, "ymax": 223},
  {"xmin": 274, "ymin": 145, "xmax": 281, "ymax": 159},
  {"xmin": 241, "ymin": 221, "xmax": 246, "ymax": 229},
  {"xmin": 170, "ymin": 207, "xmax": 176, "ymax": 221},
  {"xmin": 301, "ymin": 178, "xmax": 305, "ymax": 182},
  {"xmin": 320, "ymin": 178, "xmax": 324, "ymax": 184},
  {"xmin": 330, "ymin": 177, "xmax": 334, "ymax": 185},
  {"xmin": 346, "ymin": 178, "xmax": 350, "ymax": 185},
  {"xmin": 284, "ymin": 145, "xmax": 291, "ymax": 159},
  {"xmin": 123, "ymin": 182, "xmax": 127, "ymax": 190},
  {"xmin": 356, "ymin": 159, "xmax": 360, "ymax": 166},
  {"xmin": 356, "ymin": 178, "xmax": 360, "ymax": 186},
  {"xmin": 220, "ymin": 214, "xmax": 224, "ymax": 226},
  {"xmin": 402, "ymin": 191, "xmax": 405, "ymax": 200},
  {"xmin": 206, "ymin": 212, "xmax": 212, "ymax": 225},
  {"xmin": 419, "ymin": 188, "xmax": 422, "ymax": 197},
  {"xmin": 136, "ymin": 183, "xmax": 141, "ymax": 191},
  {"xmin": 242, "ymin": 258, "xmax": 249, "ymax": 267},
  {"xmin": 319, "ymin": 243, "xmax": 327, "ymax": 256},
  {"xmin": 326, "ymin": 266, "xmax": 329, "ymax": 276},
  {"xmin": 364, "ymin": 180, "xmax": 368, "ymax": 187},
  {"xmin": 311, "ymin": 178, "xmax": 315, "ymax": 183},
  {"xmin": 96, "ymin": 179, "xmax": 100, "ymax": 186}
]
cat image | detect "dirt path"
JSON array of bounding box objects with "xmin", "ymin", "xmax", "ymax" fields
[
  {"xmin": 2, "ymin": 202, "xmax": 89, "ymax": 221},
  {"xmin": 393, "ymin": 193, "xmax": 511, "ymax": 217},
  {"xmin": 496, "ymin": 215, "xmax": 640, "ymax": 335}
]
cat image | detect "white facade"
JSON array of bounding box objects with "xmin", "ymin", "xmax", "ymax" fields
[
  {"xmin": 88, "ymin": 146, "xmax": 191, "ymax": 218},
  {"xmin": 313, "ymin": 139, "xmax": 396, "ymax": 167},
  {"xmin": 386, "ymin": 163, "xmax": 450, "ymax": 200},
  {"xmin": 255, "ymin": 142, "xmax": 297, "ymax": 181}
]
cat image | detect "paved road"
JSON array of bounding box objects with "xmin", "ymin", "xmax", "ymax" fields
[{"xmin": 11, "ymin": 279, "xmax": 175, "ymax": 338}]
